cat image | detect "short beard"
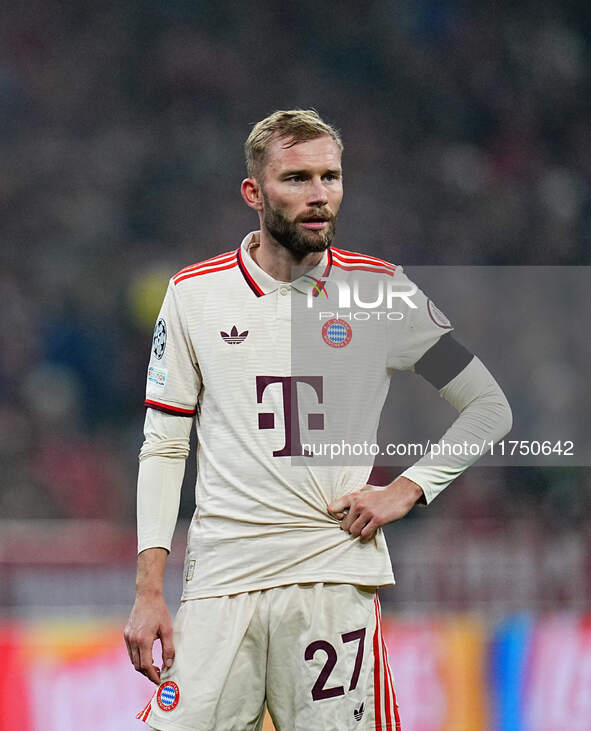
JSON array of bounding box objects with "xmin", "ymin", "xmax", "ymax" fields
[{"xmin": 262, "ymin": 193, "xmax": 336, "ymax": 259}]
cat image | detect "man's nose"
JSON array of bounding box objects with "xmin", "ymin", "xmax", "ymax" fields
[{"xmin": 307, "ymin": 177, "xmax": 329, "ymax": 206}]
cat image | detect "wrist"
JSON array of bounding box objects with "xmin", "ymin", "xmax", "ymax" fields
[
  {"xmin": 388, "ymin": 476, "xmax": 425, "ymax": 506},
  {"xmin": 135, "ymin": 584, "xmax": 164, "ymax": 600},
  {"xmin": 135, "ymin": 547, "xmax": 168, "ymax": 599}
]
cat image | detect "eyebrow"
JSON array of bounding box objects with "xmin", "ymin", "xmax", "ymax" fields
[{"xmin": 280, "ymin": 168, "xmax": 342, "ymax": 178}]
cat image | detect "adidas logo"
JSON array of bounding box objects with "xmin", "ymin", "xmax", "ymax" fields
[
  {"xmin": 354, "ymin": 702, "xmax": 364, "ymax": 722},
  {"xmin": 220, "ymin": 325, "xmax": 249, "ymax": 344}
]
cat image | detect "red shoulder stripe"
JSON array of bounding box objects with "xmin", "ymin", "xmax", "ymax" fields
[
  {"xmin": 174, "ymin": 250, "xmax": 236, "ymax": 280},
  {"xmin": 145, "ymin": 399, "xmax": 196, "ymax": 416},
  {"xmin": 331, "ymin": 247, "xmax": 395, "ymax": 270},
  {"xmin": 174, "ymin": 258, "xmax": 238, "ymax": 285},
  {"xmin": 332, "ymin": 261, "xmax": 395, "ymax": 276}
]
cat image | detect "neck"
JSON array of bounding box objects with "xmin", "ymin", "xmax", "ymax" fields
[{"xmin": 250, "ymin": 229, "xmax": 325, "ymax": 282}]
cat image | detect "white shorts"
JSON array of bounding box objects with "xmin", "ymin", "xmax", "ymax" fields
[{"xmin": 137, "ymin": 583, "xmax": 401, "ymax": 731}]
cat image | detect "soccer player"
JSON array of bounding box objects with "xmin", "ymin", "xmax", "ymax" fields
[{"xmin": 125, "ymin": 109, "xmax": 512, "ymax": 730}]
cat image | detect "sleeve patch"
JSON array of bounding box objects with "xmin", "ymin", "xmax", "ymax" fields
[
  {"xmin": 152, "ymin": 317, "xmax": 167, "ymax": 359},
  {"xmin": 147, "ymin": 365, "xmax": 167, "ymax": 388},
  {"xmin": 427, "ymin": 300, "xmax": 452, "ymax": 329}
]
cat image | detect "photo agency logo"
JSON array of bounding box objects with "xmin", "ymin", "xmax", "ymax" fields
[{"xmin": 303, "ymin": 276, "xmax": 418, "ymax": 321}]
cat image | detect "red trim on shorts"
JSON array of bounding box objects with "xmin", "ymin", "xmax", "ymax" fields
[
  {"xmin": 373, "ymin": 596, "xmax": 382, "ymax": 730},
  {"xmin": 381, "ymin": 632, "xmax": 393, "ymax": 728},
  {"xmin": 376, "ymin": 597, "xmax": 392, "ymax": 729},
  {"xmin": 381, "ymin": 619, "xmax": 400, "ymax": 729},
  {"xmin": 389, "ymin": 661, "xmax": 401, "ymax": 729},
  {"xmin": 383, "ymin": 636, "xmax": 401, "ymax": 729},
  {"xmin": 377, "ymin": 596, "xmax": 401, "ymax": 730},
  {"xmin": 137, "ymin": 691, "xmax": 155, "ymax": 722}
]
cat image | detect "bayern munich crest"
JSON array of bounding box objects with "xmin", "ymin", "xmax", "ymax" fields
[
  {"xmin": 152, "ymin": 317, "xmax": 167, "ymax": 359},
  {"xmin": 322, "ymin": 318, "xmax": 352, "ymax": 348},
  {"xmin": 157, "ymin": 681, "xmax": 180, "ymax": 711}
]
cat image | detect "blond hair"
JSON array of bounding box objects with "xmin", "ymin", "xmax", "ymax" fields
[{"xmin": 245, "ymin": 109, "xmax": 343, "ymax": 179}]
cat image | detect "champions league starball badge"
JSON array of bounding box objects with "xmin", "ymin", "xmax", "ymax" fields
[{"xmin": 152, "ymin": 317, "xmax": 167, "ymax": 359}]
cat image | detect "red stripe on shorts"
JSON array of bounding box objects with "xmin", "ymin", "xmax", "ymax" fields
[
  {"xmin": 376, "ymin": 598, "xmax": 392, "ymax": 729},
  {"xmin": 376, "ymin": 595, "xmax": 401, "ymax": 730},
  {"xmin": 137, "ymin": 691, "xmax": 155, "ymax": 722},
  {"xmin": 381, "ymin": 632, "xmax": 395, "ymax": 728},
  {"xmin": 383, "ymin": 638, "xmax": 401, "ymax": 729},
  {"xmin": 373, "ymin": 596, "xmax": 382, "ymax": 729}
]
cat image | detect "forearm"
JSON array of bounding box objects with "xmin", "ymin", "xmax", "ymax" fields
[
  {"xmin": 401, "ymin": 356, "xmax": 512, "ymax": 503},
  {"xmin": 384, "ymin": 475, "xmax": 425, "ymax": 506},
  {"xmin": 135, "ymin": 547, "xmax": 169, "ymax": 597},
  {"xmin": 137, "ymin": 408, "xmax": 191, "ymax": 553}
]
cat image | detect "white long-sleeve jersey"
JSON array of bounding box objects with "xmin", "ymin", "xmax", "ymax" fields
[{"xmin": 138, "ymin": 231, "xmax": 511, "ymax": 599}]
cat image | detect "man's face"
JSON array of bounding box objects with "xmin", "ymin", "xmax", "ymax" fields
[{"xmin": 259, "ymin": 134, "xmax": 343, "ymax": 257}]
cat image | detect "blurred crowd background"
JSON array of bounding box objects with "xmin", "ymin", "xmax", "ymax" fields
[{"xmin": 1, "ymin": 0, "xmax": 590, "ymax": 613}]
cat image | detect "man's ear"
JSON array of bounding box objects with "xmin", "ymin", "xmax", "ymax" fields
[{"xmin": 241, "ymin": 178, "xmax": 263, "ymax": 211}]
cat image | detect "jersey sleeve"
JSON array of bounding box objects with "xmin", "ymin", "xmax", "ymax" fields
[
  {"xmin": 386, "ymin": 266, "xmax": 454, "ymax": 372},
  {"xmin": 144, "ymin": 280, "xmax": 201, "ymax": 417},
  {"xmin": 400, "ymin": 356, "xmax": 513, "ymax": 504}
]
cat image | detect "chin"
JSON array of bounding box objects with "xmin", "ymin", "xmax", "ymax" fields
[
  {"xmin": 304, "ymin": 232, "xmax": 331, "ymax": 247},
  {"xmin": 301, "ymin": 227, "xmax": 335, "ymax": 251},
  {"xmin": 292, "ymin": 236, "xmax": 331, "ymax": 256}
]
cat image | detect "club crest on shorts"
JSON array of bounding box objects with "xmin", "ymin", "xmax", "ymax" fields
[
  {"xmin": 157, "ymin": 681, "xmax": 180, "ymax": 711},
  {"xmin": 322, "ymin": 318, "xmax": 352, "ymax": 348}
]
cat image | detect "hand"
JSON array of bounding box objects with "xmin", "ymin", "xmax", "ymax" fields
[
  {"xmin": 328, "ymin": 477, "xmax": 424, "ymax": 542},
  {"xmin": 124, "ymin": 592, "xmax": 175, "ymax": 685}
]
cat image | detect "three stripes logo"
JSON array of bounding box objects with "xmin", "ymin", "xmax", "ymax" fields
[
  {"xmin": 220, "ymin": 325, "xmax": 249, "ymax": 344},
  {"xmin": 354, "ymin": 701, "xmax": 365, "ymax": 722},
  {"xmin": 157, "ymin": 681, "xmax": 180, "ymax": 712}
]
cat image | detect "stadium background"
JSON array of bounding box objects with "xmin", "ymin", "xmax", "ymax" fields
[{"xmin": 1, "ymin": 1, "xmax": 590, "ymax": 729}]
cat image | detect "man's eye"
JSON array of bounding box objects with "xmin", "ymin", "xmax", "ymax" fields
[{"xmin": 287, "ymin": 175, "xmax": 303, "ymax": 182}]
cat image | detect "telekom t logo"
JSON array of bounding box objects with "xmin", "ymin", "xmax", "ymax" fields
[{"xmin": 256, "ymin": 376, "xmax": 324, "ymax": 457}]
